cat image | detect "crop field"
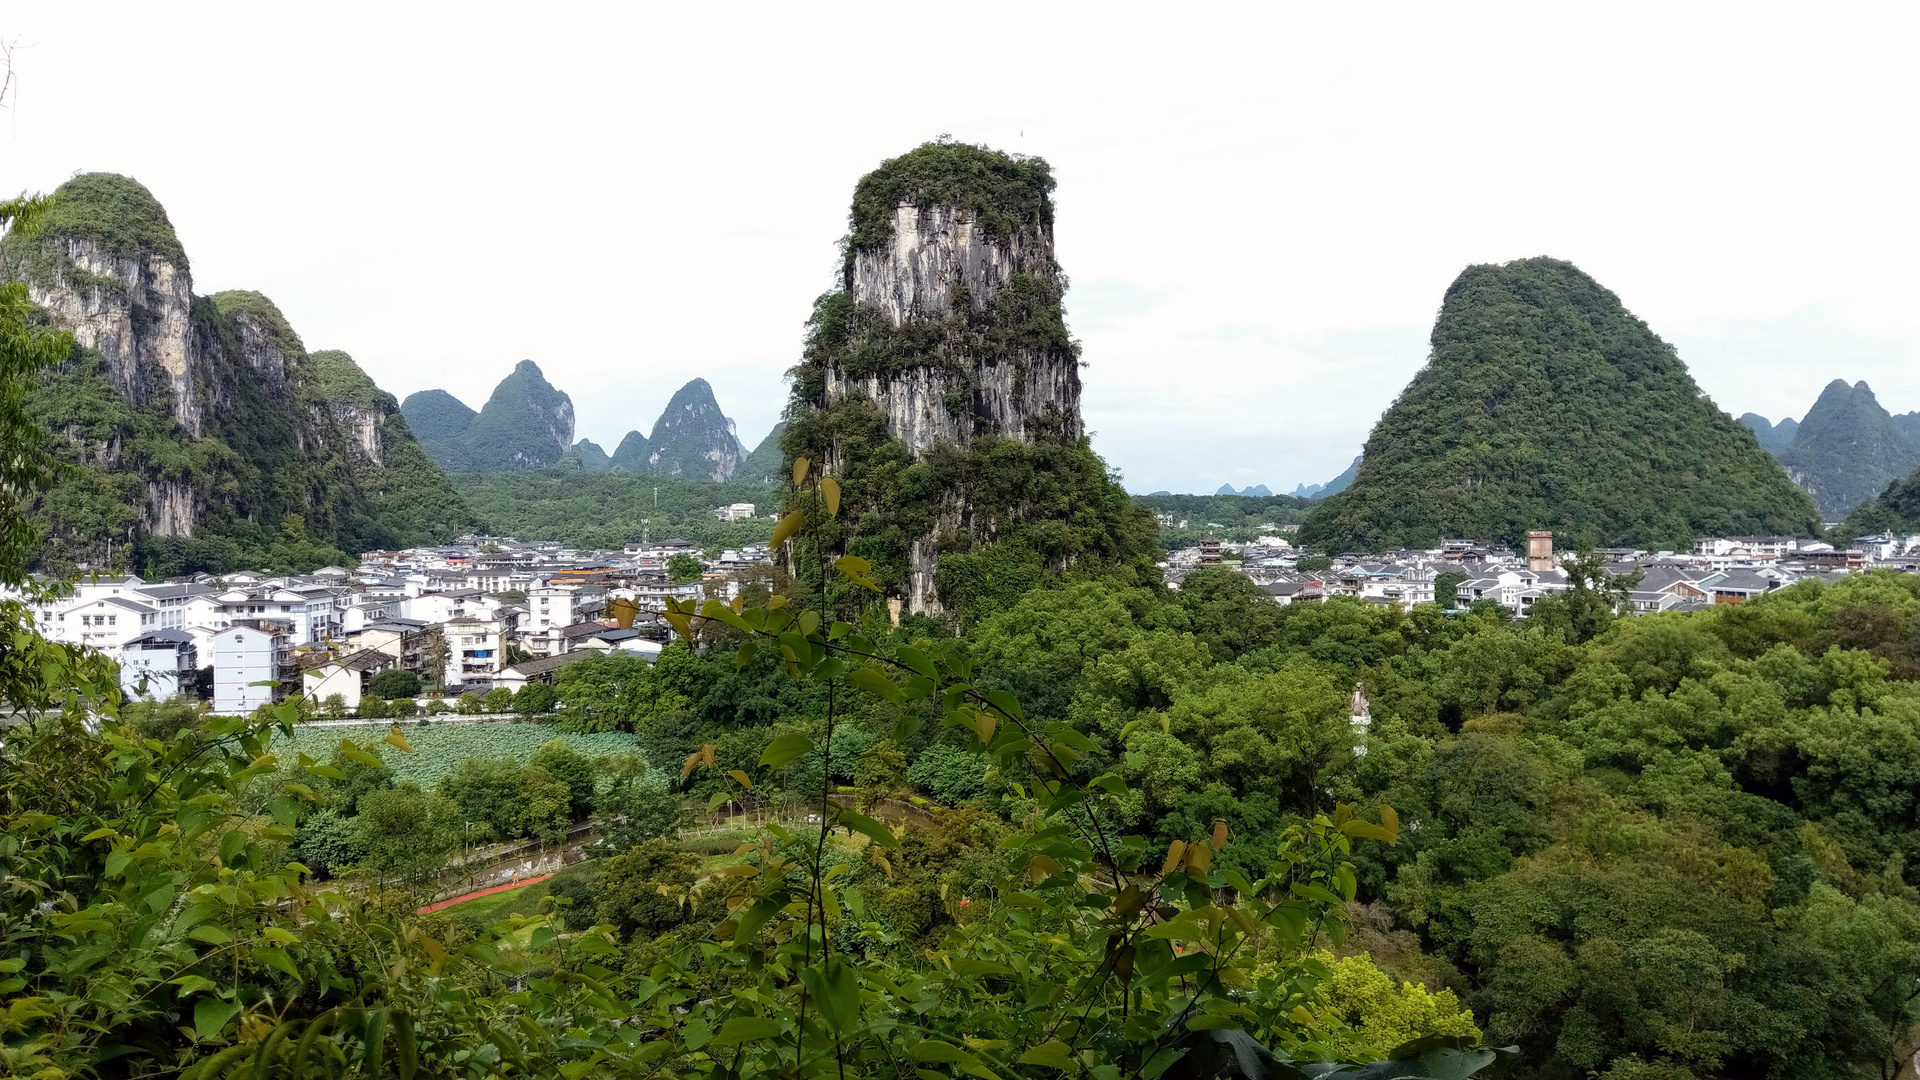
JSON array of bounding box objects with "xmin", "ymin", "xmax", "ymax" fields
[{"xmin": 275, "ymin": 722, "xmax": 647, "ymax": 787}]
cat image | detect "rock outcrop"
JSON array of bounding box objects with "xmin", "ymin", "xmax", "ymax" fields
[
  {"xmin": 786, "ymin": 142, "xmax": 1152, "ymax": 619},
  {"xmin": 0, "ymin": 173, "xmax": 471, "ymax": 568}
]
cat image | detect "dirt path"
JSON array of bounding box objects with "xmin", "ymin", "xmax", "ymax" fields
[{"xmin": 417, "ymin": 873, "xmax": 553, "ymax": 914}]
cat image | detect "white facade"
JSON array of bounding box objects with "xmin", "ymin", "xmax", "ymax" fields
[
  {"xmin": 525, "ymin": 586, "xmax": 578, "ymax": 632},
  {"xmin": 120, "ymin": 631, "xmax": 198, "ymax": 700},
  {"xmin": 443, "ymin": 616, "xmax": 508, "ymax": 686},
  {"xmin": 213, "ymin": 625, "xmax": 289, "ymax": 715}
]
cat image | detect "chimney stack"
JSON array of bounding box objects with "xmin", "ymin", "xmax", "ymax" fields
[{"xmin": 1527, "ymin": 531, "xmax": 1554, "ymax": 572}]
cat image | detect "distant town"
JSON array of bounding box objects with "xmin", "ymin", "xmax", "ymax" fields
[{"xmin": 16, "ymin": 505, "xmax": 1920, "ymax": 717}]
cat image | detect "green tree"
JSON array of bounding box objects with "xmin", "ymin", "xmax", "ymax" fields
[
  {"xmin": 369, "ymin": 667, "xmax": 421, "ymax": 698},
  {"xmin": 667, "ymin": 551, "xmax": 704, "ymax": 583},
  {"xmin": 592, "ymin": 753, "xmax": 684, "ymax": 853},
  {"xmin": 352, "ymin": 784, "xmax": 463, "ymax": 891},
  {"xmin": 529, "ymin": 738, "xmax": 597, "ymax": 820},
  {"xmin": 595, "ymin": 838, "xmax": 701, "ymax": 938}
]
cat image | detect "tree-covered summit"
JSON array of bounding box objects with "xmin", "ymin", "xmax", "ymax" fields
[
  {"xmin": 402, "ymin": 361, "xmax": 575, "ymax": 473},
  {"xmin": 12, "ymin": 171, "xmax": 188, "ymax": 267},
  {"xmin": 1300, "ymin": 257, "xmax": 1819, "ymax": 551},
  {"xmin": 845, "ymin": 141, "xmax": 1056, "ymax": 262}
]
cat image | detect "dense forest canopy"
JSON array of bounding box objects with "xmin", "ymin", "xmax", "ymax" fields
[{"xmin": 1301, "ymin": 258, "xmax": 1819, "ymax": 552}]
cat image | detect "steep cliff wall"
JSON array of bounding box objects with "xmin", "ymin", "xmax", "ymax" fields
[
  {"xmin": 0, "ymin": 173, "xmax": 470, "ymax": 570},
  {"xmin": 785, "ymin": 143, "xmax": 1153, "ymax": 621}
]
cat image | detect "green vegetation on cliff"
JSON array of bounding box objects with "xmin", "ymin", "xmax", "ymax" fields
[
  {"xmin": 736, "ymin": 421, "xmax": 786, "ymax": 483},
  {"xmin": 403, "ymin": 362, "xmax": 574, "ymax": 473},
  {"xmin": 1301, "ymin": 258, "xmax": 1819, "ymax": 552},
  {"xmin": 788, "ymin": 142, "xmax": 1152, "ymax": 623},
  {"xmin": 644, "ymin": 377, "xmax": 742, "ymax": 480},
  {"xmin": 846, "ymin": 140, "xmax": 1055, "ymax": 260},
  {"xmin": 17, "ymin": 172, "xmax": 188, "ymax": 268}
]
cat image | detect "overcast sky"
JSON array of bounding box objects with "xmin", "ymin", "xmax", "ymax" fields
[{"xmin": 4, "ymin": 3, "xmax": 1916, "ymax": 494}]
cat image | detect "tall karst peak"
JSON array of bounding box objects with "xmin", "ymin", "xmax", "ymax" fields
[
  {"xmin": 647, "ymin": 377, "xmax": 742, "ymax": 481},
  {"xmin": 1299, "ymin": 257, "xmax": 1818, "ymax": 551},
  {"xmin": 0, "ymin": 174, "xmax": 473, "ymax": 567},
  {"xmin": 1777, "ymin": 378, "xmax": 1920, "ymax": 518},
  {"xmin": 1741, "ymin": 413, "xmax": 1799, "ymax": 456},
  {"xmin": 786, "ymin": 141, "xmax": 1153, "ymax": 619}
]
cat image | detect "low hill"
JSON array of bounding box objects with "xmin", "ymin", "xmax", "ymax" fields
[{"xmin": 1299, "ymin": 258, "xmax": 1818, "ymax": 551}]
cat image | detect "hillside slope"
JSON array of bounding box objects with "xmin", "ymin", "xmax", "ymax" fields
[{"xmin": 1299, "ymin": 258, "xmax": 1818, "ymax": 551}]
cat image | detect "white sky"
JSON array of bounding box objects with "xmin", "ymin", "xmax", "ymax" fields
[{"xmin": 4, "ymin": 2, "xmax": 1916, "ymax": 494}]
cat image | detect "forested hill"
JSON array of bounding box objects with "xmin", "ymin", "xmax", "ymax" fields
[
  {"xmin": 0, "ymin": 173, "xmax": 474, "ymax": 573},
  {"xmin": 403, "ymin": 361, "xmax": 576, "ymax": 473},
  {"xmin": 1773, "ymin": 380, "xmax": 1920, "ymax": 519},
  {"xmin": 1300, "ymin": 258, "xmax": 1819, "ymax": 552}
]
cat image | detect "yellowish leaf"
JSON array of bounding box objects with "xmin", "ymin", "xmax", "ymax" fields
[
  {"xmin": 793, "ymin": 457, "xmax": 811, "ymax": 486},
  {"xmin": 1162, "ymin": 840, "xmax": 1187, "ymax": 875},
  {"xmin": 1212, "ymin": 818, "xmax": 1229, "ymax": 850},
  {"xmin": 770, "ymin": 510, "xmax": 807, "ymax": 549},
  {"xmin": 821, "ymin": 475, "xmax": 841, "ymax": 517},
  {"xmin": 729, "ymin": 769, "xmax": 754, "ymax": 790},
  {"xmin": 384, "ymin": 727, "xmax": 414, "ymax": 754}
]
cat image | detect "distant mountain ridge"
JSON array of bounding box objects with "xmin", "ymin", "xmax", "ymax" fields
[
  {"xmin": 1744, "ymin": 381, "xmax": 1920, "ymax": 518},
  {"xmin": 1300, "ymin": 257, "xmax": 1818, "ymax": 551},
  {"xmin": 402, "ymin": 361, "xmax": 575, "ymax": 473},
  {"xmin": 412, "ymin": 370, "xmax": 771, "ymax": 483}
]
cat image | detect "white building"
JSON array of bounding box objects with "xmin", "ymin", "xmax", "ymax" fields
[
  {"xmin": 120, "ymin": 630, "xmax": 199, "ymax": 700},
  {"xmin": 213, "ymin": 623, "xmax": 292, "ymax": 715},
  {"xmin": 715, "ymin": 503, "xmax": 757, "ymax": 522},
  {"xmin": 442, "ymin": 615, "xmax": 508, "ymax": 687},
  {"xmin": 525, "ymin": 585, "xmax": 580, "ymax": 632}
]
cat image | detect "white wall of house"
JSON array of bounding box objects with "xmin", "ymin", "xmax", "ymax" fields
[
  {"xmin": 213, "ymin": 626, "xmax": 285, "ymax": 715},
  {"xmin": 303, "ymin": 664, "xmax": 368, "ymax": 710}
]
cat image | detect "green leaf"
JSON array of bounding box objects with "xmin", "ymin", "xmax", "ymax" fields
[
  {"xmin": 836, "ymin": 809, "xmax": 901, "ymax": 849},
  {"xmin": 253, "ymin": 946, "xmax": 300, "ymax": 979},
  {"xmin": 194, "ymin": 997, "xmax": 241, "ymax": 1041},
  {"xmin": 911, "ymin": 1040, "xmax": 1006, "ymax": 1080},
  {"xmin": 712, "ymin": 1015, "xmax": 783, "ymax": 1046},
  {"xmin": 986, "ymin": 688, "xmax": 1024, "ymax": 721},
  {"xmin": 760, "ymin": 731, "xmax": 814, "ymax": 769},
  {"xmin": 1018, "ymin": 1040, "xmax": 1075, "ymax": 1070},
  {"xmin": 188, "ymin": 924, "xmax": 233, "ymax": 946},
  {"xmin": 735, "ymin": 641, "xmax": 757, "ymax": 670},
  {"xmin": 732, "ymin": 890, "xmax": 790, "ymax": 946},
  {"xmin": 799, "ymin": 956, "xmax": 860, "ymax": 1034},
  {"xmin": 895, "ymin": 646, "xmax": 937, "ymax": 679},
  {"xmin": 531, "ymin": 926, "xmax": 557, "ymax": 949},
  {"xmin": 849, "ymin": 666, "xmax": 905, "ymax": 703}
]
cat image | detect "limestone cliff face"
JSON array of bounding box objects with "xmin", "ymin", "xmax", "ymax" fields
[
  {"xmin": 0, "ymin": 173, "xmax": 471, "ymax": 566},
  {"xmin": 24, "ymin": 235, "xmax": 202, "ymax": 437},
  {"xmin": 825, "ymin": 203, "xmax": 1083, "ymax": 455},
  {"xmin": 789, "ymin": 143, "xmax": 1097, "ymax": 616}
]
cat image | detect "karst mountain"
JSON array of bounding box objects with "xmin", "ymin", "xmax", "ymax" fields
[
  {"xmin": 0, "ymin": 173, "xmax": 475, "ymax": 570},
  {"xmin": 1743, "ymin": 380, "xmax": 1920, "ymax": 519},
  {"xmin": 1299, "ymin": 257, "xmax": 1819, "ymax": 551}
]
